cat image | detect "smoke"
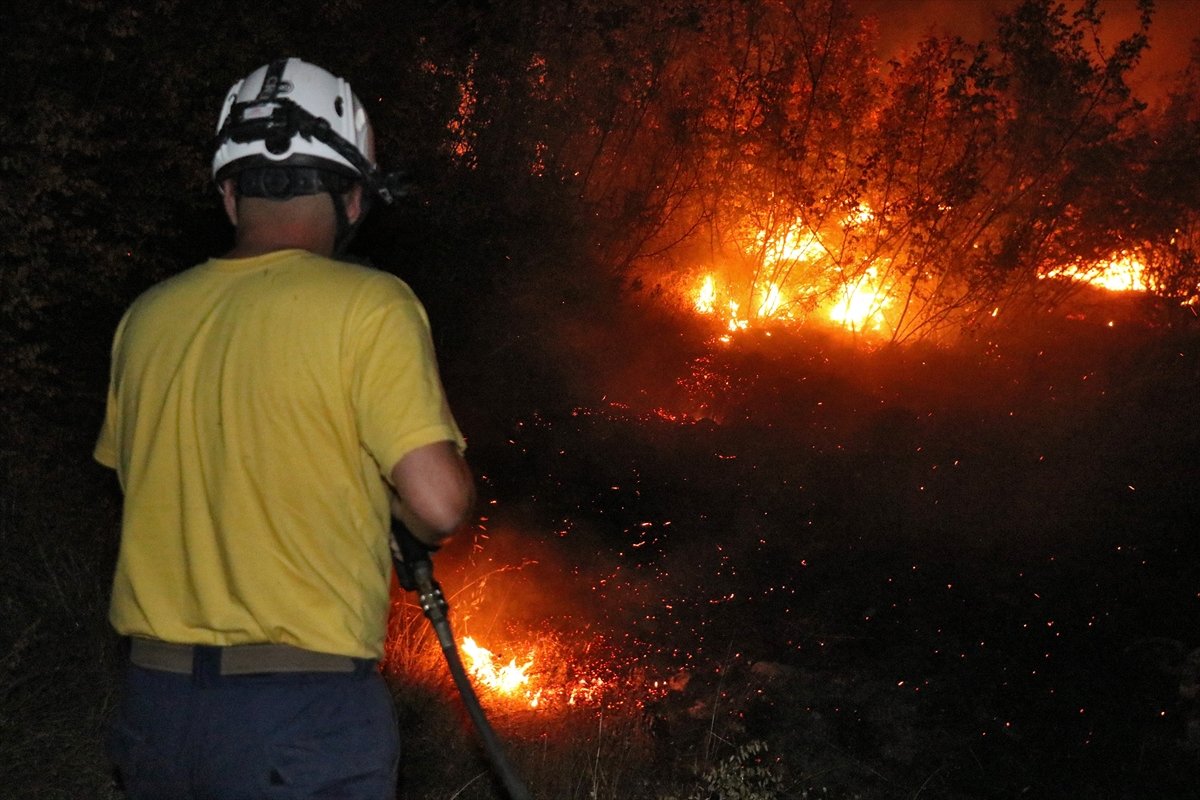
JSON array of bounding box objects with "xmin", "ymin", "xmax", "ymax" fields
[{"xmin": 851, "ymin": 0, "xmax": 1196, "ymax": 103}]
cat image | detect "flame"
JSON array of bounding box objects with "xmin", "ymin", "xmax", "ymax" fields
[
  {"xmin": 1040, "ymin": 253, "xmax": 1153, "ymax": 292},
  {"xmin": 461, "ymin": 636, "xmax": 536, "ymax": 703},
  {"xmin": 695, "ymin": 275, "xmax": 717, "ymax": 314},
  {"xmin": 684, "ymin": 203, "xmax": 1180, "ymax": 341},
  {"xmin": 683, "ymin": 198, "xmax": 1180, "ymax": 343},
  {"xmin": 451, "ymin": 631, "xmax": 656, "ymax": 712},
  {"xmin": 688, "ymin": 205, "xmax": 902, "ymax": 336},
  {"xmin": 757, "ymin": 282, "xmax": 784, "ymax": 318},
  {"xmin": 754, "ymin": 223, "xmax": 824, "ymax": 265},
  {"xmin": 689, "ymin": 265, "xmax": 894, "ymax": 334},
  {"xmin": 827, "ymin": 267, "xmax": 893, "ymax": 331},
  {"xmin": 841, "ymin": 203, "xmax": 875, "ymax": 228},
  {"xmin": 692, "ymin": 276, "xmax": 753, "ymax": 332}
]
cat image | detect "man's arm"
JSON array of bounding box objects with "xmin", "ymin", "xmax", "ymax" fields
[{"xmin": 389, "ymin": 440, "xmax": 475, "ymax": 547}]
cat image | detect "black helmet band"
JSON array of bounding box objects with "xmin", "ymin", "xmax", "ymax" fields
[{"xmin": 234, "ymin": 165, "xmax": 356, "ymax": 200}]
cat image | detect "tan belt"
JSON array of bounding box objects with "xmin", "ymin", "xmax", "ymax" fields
[{"xmin": 129, "ymin": 637, "xmax": 360, "ymax": 675}]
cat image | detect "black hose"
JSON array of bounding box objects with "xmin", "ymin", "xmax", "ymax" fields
[{"xmin": 399, "ymin": 554, "xmax": 534, "ymax": 800}]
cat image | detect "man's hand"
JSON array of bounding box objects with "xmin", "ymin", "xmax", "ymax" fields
[{"xmin": 390, "ymin": 520, "xmax": 437, "ymax": 591}]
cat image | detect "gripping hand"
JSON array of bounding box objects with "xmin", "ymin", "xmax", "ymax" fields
[{"xmin": 390, "ymin": 520, "xmax": 439, "ymax": 592}]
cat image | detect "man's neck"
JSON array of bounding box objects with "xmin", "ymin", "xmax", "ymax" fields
[
  {"xmin": 225, "ymin": 195, "xmax": 340, "ymax": 258},
  {"xmin": 222, "ymin": 242, "xmax": 321, "ymax": 259},
  {"xmin": 223, "ymin": 232, "xmax": 335, "ymax": 260}
]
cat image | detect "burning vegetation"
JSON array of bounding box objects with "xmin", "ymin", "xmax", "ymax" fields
[
  {"xmin": 370, "ymin": 6, "xmax": 1200, "ymax": 797},
  {"xmin": 417, "ymin": 0, "xmax": 1200, "ymax": 350},
  {"xmin": 689, "ymin": 216, "xmax": 1173, "ymax": 339}
]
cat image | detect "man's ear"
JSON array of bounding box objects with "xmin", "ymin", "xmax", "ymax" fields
[
  {"xmin": 220, "ymin": 179, "xmax": 238, "ymax": 226},
  {"xmin": 344, "ymin": 184, "xmax": 365, "ymax": 225}
]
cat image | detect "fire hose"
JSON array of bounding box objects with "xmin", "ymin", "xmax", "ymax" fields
[{"xmin": 391, "ymin": 523, "xmax": 534, "ymax": 800}]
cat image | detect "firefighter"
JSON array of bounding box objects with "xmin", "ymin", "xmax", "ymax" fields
[{"xmin": 95, "ymin": 57, "xmax": 474, "ymax": 798}]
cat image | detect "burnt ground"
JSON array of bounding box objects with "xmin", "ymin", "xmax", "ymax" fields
[{"xmin": 426, "ymin": 289, "xmax": 1200, "ymax": 799}]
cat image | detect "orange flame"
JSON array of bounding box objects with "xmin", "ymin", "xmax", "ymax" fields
[
  {"xmin": 827, "ymin": 267, "xmax": 893, "ymax": 331},
  {"xmin": 454, "ymin": 633, "xmax": 644, "ymax": 712},
  {"xmin": 461, "ymin": 636, "xmax": 537, "ymax": 705},
  {"xmin": 690, "ymin": 266, "xmax": 893, "ymax": 334},
  {"xmin": 1041, "ymin": 253, "xmax": 1153, "ymax": 292},
  {"xmin": 689, "ymin": 206, "xmax": 900, "ymax": 335},
  {"xmin": 694, "ymin": 274, "xmax": 718, "ymax": 314}
]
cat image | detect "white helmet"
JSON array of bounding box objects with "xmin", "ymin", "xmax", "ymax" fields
[{"xmin": 212, "ymin": 58, "xmax": 393, "ymax": 203}]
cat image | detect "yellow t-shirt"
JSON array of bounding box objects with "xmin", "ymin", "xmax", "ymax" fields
[{"xmin": 94, "ymin": 249, "xmax": 464, "ymax": 659}]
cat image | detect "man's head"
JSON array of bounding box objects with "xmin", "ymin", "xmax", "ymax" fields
[
  {"xmin": 218, "ymin": 179, "xmax": 364, "ymax": 257},
  {"xmin": 211, "ymin": 58, "xmax": 390, "ymax": 253}
]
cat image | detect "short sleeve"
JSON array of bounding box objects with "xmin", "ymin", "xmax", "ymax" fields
[{"xmin": 350, "ymin": 275, "xmax": 465, "ymax": 480}]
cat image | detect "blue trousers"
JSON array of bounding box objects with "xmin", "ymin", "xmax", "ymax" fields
[{"xmin": 108, "ymin": 656, "xmax": 400, "ymax": 799}]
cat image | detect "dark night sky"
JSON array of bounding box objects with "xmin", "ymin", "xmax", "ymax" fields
[{"xmin": 852, "ymin": 0, "xmax": 1197, "ymax": 103}]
